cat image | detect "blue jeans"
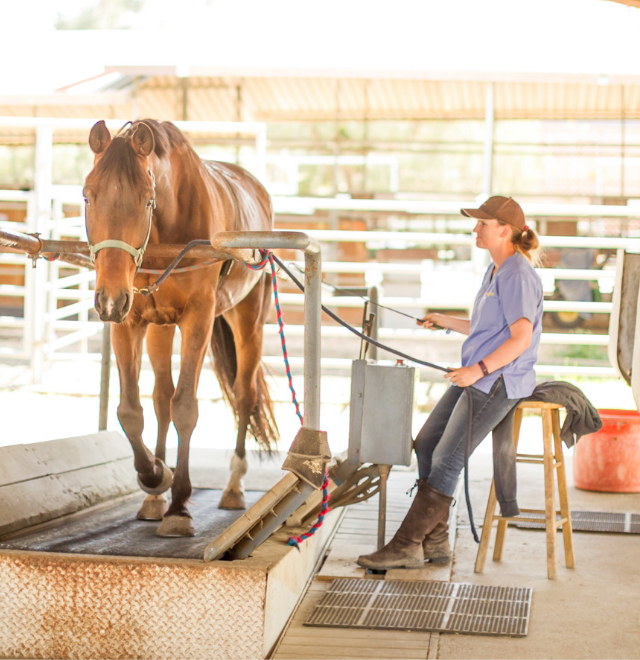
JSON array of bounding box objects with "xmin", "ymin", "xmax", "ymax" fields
[{"xmin": 414, "ymin": 377, "xmax": 519, "ymax": 496}]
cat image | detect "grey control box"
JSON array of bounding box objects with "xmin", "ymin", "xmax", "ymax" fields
[{"xmin": 348, "ymin": 359, "xmax": 416, "ymax": 467}]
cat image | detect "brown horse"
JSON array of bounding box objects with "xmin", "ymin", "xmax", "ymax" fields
[{"xmin": 84, "ymin": 119, "xmax": 278, "ymax": 537}]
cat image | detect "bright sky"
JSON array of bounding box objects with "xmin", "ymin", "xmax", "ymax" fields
[{"xmin": 0, "ymin": 0, "xmax": 638, "ymax": 94}]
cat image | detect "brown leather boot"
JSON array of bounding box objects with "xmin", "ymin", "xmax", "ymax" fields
[
  {"xmin": 422, "ymin": 519, "xmax": 452, "ymax": 564},
  {"xmin": 357, "ymin": 480, "xmax": 453, "ymax": 570}
]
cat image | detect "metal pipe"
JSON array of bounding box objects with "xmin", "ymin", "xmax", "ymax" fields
[
  {"xmin": 0, "ymin": 227, "xmax": 42, "ymax": 254},
  {"xmin": 0, "ymin": 226, "xmax": 254, "ymax": 264},
  {"xmin": 368, "ymin": 285, "xmax": 379, "ymax": 362},
  {"xmin": 211, "ymin": 230, "xmax": 322, "ymax": 430},
  {"xmin": 482, "ymin": 82, "xmax": 495, "ymax": 197},
  {"xmin": 99, "ymin": 324, "xmax": 111, "ymax": 431},
  {"xmin": 377, "ymin": 465, "xmax": 391, "ymax": 550}
]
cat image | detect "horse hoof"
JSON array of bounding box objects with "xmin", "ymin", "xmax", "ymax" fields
[
  {"xmin": 156, "ymin": 515, "xmax": 195, "ymax": 537},
  {"xmin": 219, "ymin": 488, "xmax": 246, "ymax": 510},
  {"xmin": 137, "ymin": 494, "xmax": 168, "ymax": 520},
  {"xmin": 137, "ymin": 459, "xmax": 173, "ymax": 495}
]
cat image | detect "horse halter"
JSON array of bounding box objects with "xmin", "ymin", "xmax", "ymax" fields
[{"xmin": 85, "ymin": 170, "xmax": 157, "ymax": 270}]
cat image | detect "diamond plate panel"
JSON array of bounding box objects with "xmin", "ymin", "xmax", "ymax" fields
[{"xmin": 0, "ymin": 552, "xmax": 267, "ymax": 659}]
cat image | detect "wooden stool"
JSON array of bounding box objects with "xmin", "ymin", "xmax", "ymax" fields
[{"xmin": 474, "ymin": 401, "xmax": 575, "ymax": 580}]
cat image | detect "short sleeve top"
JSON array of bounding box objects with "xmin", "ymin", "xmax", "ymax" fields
[{"xmin": 461, "ymin": 252, "xmax": 543, "ymax": 399}]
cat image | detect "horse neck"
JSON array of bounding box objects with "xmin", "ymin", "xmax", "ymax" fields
[{"xmin": 156, "ymin": 150, "xmax": 221, "ymax": 239}]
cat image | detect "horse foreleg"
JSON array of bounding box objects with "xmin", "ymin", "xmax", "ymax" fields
[
  {"xmin": 137, "ymin": 324, "xmax": 176, "ymax": 520},
  {"xmin": 156, "ymin": 310, "xmax": 213, "ymax": 538},
  {"xmin": 112, "ymin": 323, "xmax": 173, "ymax": 501}
]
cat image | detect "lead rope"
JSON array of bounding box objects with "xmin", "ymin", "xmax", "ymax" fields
[{"xmin": 246, "ymin": 249, "xmax": 330, "ymax": 549}]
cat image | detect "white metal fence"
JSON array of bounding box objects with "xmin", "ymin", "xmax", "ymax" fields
[{"xmin": 1, "ymin": 117, "xmax": 639, "ymax": 381}]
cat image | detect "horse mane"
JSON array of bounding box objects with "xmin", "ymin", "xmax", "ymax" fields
[{"xmin": 93, "ymin": 119, "xmax": 194, "ymax": 188}]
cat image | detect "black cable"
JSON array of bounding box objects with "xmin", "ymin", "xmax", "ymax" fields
[
  {"xmin": 465, "ymin": 393, "xmax": 480, "ymax": 543},
  {"xmin": 288, "ymin": 263, "xmax": 422, "ymax": 323},
  {"xmin": 271, "ymin": 254, "xmax": 450, "ymax": 374},
  {"xmin": 272, "ymin": 254, "xmax": 480, "ymax": 543},
  {"xmin": 138, "ymin": 239, "xmax": 215, "ymax": 295}
]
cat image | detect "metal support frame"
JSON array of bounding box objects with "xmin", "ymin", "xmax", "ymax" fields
[
  {"xmin": 99, "ymin": 324, "xmax": 111, "ymax": 431},
  {"xmin": 211, "ymin": 230, "xmax": 323, "ymax": 431},
  {"xmin": 204, "ymin": 230, "xmax": 328, "ymax": 561},
  {"xmin": 376, "ymin": 464, "xmax": 391, "ymax": 550}
]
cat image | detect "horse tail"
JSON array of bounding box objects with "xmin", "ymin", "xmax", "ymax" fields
[{"xmin": 210, "ymin": 315, "xmax": 279, "ymax": 450}]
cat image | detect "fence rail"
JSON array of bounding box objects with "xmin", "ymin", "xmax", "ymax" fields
[{"xmin": 1, "ymin": 116, "xmax": 639, "ymax": 381}]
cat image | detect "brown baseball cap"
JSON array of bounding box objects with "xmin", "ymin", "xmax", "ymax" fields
[{"xmin": 461, "ymin": 196, "xmax": 526, "ymax": 231}]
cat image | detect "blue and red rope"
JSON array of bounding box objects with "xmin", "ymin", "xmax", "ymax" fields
[{"xmin": 246, "ymin": 248, "xmax": 330, "ymax": 549}]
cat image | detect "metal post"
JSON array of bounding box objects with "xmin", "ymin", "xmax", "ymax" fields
[
  {"xmin": 29, "ymin": 125, "xmax": 53, "ymax": 383},
  {"xmin": 209, "ymin": 230, "xmax": 328, "ymax": 489},
  {"xmin": 368, "ymin": 285, "xmax": 379, "ymax": 362},
  {"xmin": 210, "ymin": 230, "xmax": 323, "ymax": 431},
  {"xmin": 254, "ymin": 124, "xmax": 267, "ymax": 185},
  {"xmin": 482, "ymin": 82, "xmax": 495, "ymax": 197},
  {"xmin": 99, "ymin": 323, "xmax": 111, "ymax": 431},
  {"xmin": 377, "ymin": 464, "xmax": 391, "ymax": 550},
  {"xmin": 304, "ymin": 244, "xmax": 322, "ymax": 430},
  {"xmin": 621, "ymin": 85, "xmax": 626, "ymax": 199}
]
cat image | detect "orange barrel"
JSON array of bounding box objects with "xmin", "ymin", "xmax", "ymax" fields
[{"xmin": 573, "ymin": 409, "xmax": 640, "ymax": 492}]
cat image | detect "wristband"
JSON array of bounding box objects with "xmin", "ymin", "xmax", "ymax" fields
[{"xmin": 478, "ymin": 360, "xmax": 489, "ymax": 377}]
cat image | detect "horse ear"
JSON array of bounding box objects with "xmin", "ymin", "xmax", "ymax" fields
[
  {"xmin": 131, "ymin": 122, "xmax": 155, "ymax": 158},
  {"xmin": 89, "ymin": 120, "xmax": 111, "ymax": 154}
]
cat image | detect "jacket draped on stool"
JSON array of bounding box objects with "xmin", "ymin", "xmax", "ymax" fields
[{"xmin": 490, "ymin": 380, "xmax": 603, "ymax": 518}]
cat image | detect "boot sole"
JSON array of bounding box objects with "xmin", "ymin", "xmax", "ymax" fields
[
  {"xmin": 424, "ymin": 555, "xmax": 452, "ymax": 564},
  {"xmin": 357, "ymin": 559, "xmax": 423, "ymax": 570}
]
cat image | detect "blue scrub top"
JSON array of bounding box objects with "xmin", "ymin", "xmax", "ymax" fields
[{"xmin": 461, "ymin": 252, "xmax": 543, "ymax": 399}]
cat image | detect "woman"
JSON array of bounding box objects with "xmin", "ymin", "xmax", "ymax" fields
[{"xmin": 357, "ymin": 195, "xmax": 543, "ymax": 570}]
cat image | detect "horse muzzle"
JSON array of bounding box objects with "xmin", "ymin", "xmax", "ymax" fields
[{"xmin": 94, "ymin": 287, "xmax": 133, "ymax": 323}]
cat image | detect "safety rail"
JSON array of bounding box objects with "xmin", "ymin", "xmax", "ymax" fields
[{"xmin": 0, "ymin": 221, "xmax": 628, "ymax": 379}]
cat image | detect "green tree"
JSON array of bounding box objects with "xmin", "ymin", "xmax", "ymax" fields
[{"xmin": 56, "ymin": 0, "xmax": 147, "ymax": 30}]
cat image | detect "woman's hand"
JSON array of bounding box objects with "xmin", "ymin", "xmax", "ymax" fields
[
  {"xmin": 445, "ymin": 365, "xmax": 483, "ymax": 387},
  {"xmin": 418, "ymin": 313, "xmax": 444, "ymax": 330}
]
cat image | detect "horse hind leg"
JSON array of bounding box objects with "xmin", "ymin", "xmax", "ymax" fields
[
  {"xmin": 137, "ymin": 324, "xmax": 176, "ymax": 520},
  {"xmin": 217, "ymin": 277, "xmax": 276, "ymax": 510},
  {"xmin": 219, "ymin": 378, "xmax": 253, "ymax": 510},
  {"xmin": 220, "ymin": 451, "xmax": 249, "ymax": 510}
]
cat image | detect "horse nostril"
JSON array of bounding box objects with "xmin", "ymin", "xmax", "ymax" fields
[
  {"xmin": 94, "ymin": 290, "xmax": 102, "ymax": 312},
  {"xmin": 122, "ymin": 292, "xmax": 130, "ymax": 312}
]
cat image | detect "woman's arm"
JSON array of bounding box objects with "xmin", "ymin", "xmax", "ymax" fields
[
  {"xmin": 418, "ymin": 313, "xmax": 471, "ymax": 336},
  {"xmin": 445, "ymin": 317, "xmax": 534, "ymax": 387}
]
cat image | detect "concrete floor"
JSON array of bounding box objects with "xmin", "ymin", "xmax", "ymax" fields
[
  {"xmin": 445, "ymin": 451, "xmax": 640, "ymax": 660},
  {"xmin": 2, "ymin": 360, "xmax": 640, "ymax": 658}
]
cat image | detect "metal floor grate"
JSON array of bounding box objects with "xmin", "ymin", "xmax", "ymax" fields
[
  {"xmin": 305, "ymin": 578, "xmax": 532, "ymax": 637},
  {"xmin": 512, "ymin": 510, "xmax": 640, "ymax": 534}
]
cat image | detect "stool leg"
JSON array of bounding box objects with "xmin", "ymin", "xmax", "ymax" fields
[
  {"xmin": 542, "ymin": 409, "xmax": 558, "ymax": 580},
  {"xmin": 552, "ymin": 409, "xmax": 575, "ymax": 569},
  {"xmin": 475, "ymin": 480, "xmax": 498, "ymax": 574},
  {"xmin": 493, "ymin": 407, "xmax": 523, "ymax": 561}
]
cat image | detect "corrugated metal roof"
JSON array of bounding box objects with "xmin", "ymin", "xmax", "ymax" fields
[
  {"xmin": 137, "ymin": 76, "xmax": 640, "ymax": 122},
  {"xmin": 0, "ymin": 75, "xmax": 639, "ymax": 145}
]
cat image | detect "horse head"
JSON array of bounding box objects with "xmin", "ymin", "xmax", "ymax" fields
[{"xmin": 84, "ymin": 120, "xmax": 157, "ymax": 323}]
